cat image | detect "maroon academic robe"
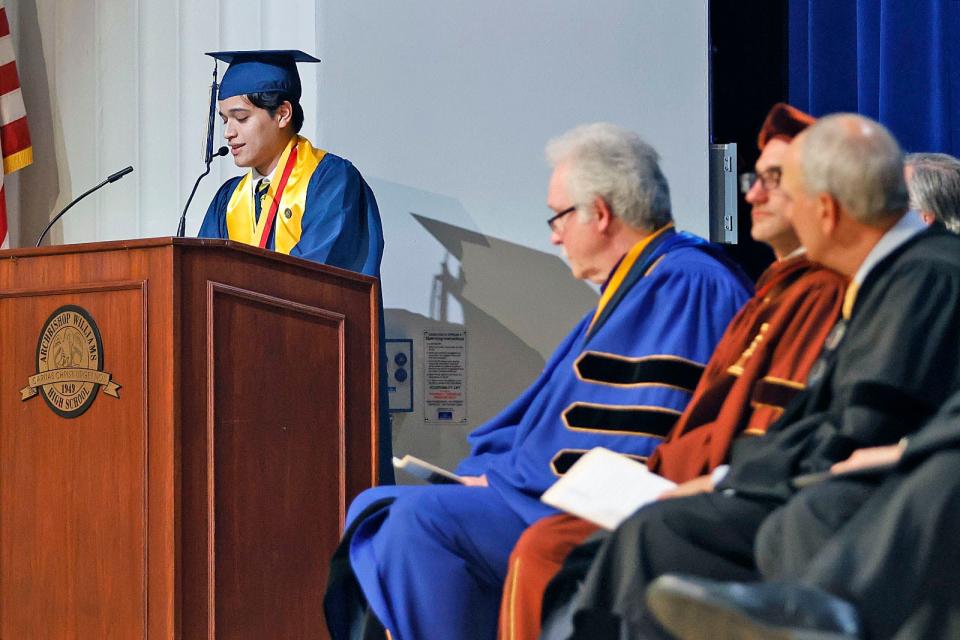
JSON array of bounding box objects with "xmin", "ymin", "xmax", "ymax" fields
[{"xmin": 648, "ymin": 254, "xmax": 846, "ymax": 481}]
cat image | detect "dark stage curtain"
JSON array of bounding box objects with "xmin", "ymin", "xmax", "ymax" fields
[{"xmin": 789, "ymin": 0, "xmax": 960, "ymax": 155}]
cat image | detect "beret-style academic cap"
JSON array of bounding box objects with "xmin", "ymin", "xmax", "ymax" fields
[
  {"xmin": 757, "ymin": 103, "xmax": 816, "ymax": 150},
  {"xmin": 206, "ymin": 50, "xmax": 321, "ymax": 101}
]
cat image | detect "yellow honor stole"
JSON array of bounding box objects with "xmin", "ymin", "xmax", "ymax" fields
[
  {"xmin": 589, "ymin": 224, "xmax": 673, "ymax": 332},
  {"xmin": 225, "ymin": 135, "xmax": 327, "ymax": 254}
]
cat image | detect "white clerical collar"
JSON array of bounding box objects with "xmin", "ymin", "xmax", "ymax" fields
[
  {"xmin": 850, "ymin": 212, "xmax": 927, "ymax": 286},
  {"xmin": 779, "ymin": 246, "xmax": 807, "ymax": 261}
]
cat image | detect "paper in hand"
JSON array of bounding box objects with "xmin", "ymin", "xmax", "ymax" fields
[
  {"xmin": 393, "ymin": 454, "xmax": 465, "ymax": 485},
  {"xmin": 541, "ymin": 447, "xmax": 676, "ymax": 530}
]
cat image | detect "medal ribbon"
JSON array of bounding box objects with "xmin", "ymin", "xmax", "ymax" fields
[{"xmin": 257, "ymin": 145, "xmax": 299, "ymax": 249}]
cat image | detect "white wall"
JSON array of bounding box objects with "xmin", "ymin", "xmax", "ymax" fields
[
  {"xmin": 12, "ymin": 0, "xmax": 709, "ymax": 471},
  {"xmin": 12, "ymin": 0, "xmax": 320, "ymax": 247}
]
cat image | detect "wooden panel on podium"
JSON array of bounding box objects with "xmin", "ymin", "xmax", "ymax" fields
[{"xmin": 0, "ymin": 238, "xmax": 379, "ymax": 639}]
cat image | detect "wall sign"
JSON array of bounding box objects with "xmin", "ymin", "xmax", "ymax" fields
[
  {"xmin": 20, "ymin": 305, "xmax": 121, "ymax": 418},
  {"xmin": 423, "ymin": 330, "xmax": 467, "ymax": 423}
]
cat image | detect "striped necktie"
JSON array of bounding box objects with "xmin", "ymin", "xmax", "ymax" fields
[{"xmin": 254, "ymin": 178, "xmax": 269, "ymax": 223}]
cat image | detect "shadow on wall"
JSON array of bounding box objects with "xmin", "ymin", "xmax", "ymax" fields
[
  {"xmin": 386, "ymin": 214, "xmax": 600, "ymax": 474},
  {"xmin": 17, "ymin": 0, "xmax": 65, "ymax": 247},
  {"xmin": 384, "ymin": 307, "xmax": 532, "ymax": 472},
  {"xmin": 413, "ymin": 213, "xmax": 598, "ymax": 359}
]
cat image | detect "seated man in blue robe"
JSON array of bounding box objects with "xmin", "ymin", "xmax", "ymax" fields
[
  {"xmin": 323, "ymin": 122, "xmax": 754, "ymax": 640},
  {"xmin": 196, "ymin": 50, "xmax": 392, "ymax": 482}
]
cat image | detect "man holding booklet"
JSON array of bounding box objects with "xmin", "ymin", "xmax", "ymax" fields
[
  {"xmin": 323, "ymin": 122, "xmax": 753, "ymax": 640},
  {"xmin": 498, "ymin": 103, "xmax": 847, "ymax": 640}
]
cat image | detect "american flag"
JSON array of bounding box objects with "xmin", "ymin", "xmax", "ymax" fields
[{"xmin": 0, "ymin": 1, "xmax": 32, "ymax": 249}]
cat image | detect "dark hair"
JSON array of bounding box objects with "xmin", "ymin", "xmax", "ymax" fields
[{"xmin": 247, "ymin": 92, "xmax": 305, "ymax": 133}]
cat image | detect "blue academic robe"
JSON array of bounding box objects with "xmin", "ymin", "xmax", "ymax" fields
[
  {"xmin": 325, "ymin": 230, "xmax": 753, "ymax": 640},
  {"xmin": 198, "ymin": 150, "xmax": 394, "ymax": 483}
]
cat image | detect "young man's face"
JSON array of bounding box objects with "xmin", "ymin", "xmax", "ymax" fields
[{"xmin": 219, "ymin": 95, "xmax": 291, "ymax": 175}]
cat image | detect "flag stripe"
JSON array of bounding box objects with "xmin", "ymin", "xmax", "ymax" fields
[
  {"xmin": 0, "ymin": 34, "xmax": 13, "ymax": 67},
  {"xmin": 0, "ymin": 60, "xmax": 19, "ymax": 94},
  {"xmin": 0, "ymin": 114, "xmax": 28, "ymax": 157},
  {"xmin": 0, "ymin": 87, "xmax": 25, "ymax": 124},
  {"xmin": 0, "ymin": 3, "xmax": 32, "ymax": 249}
]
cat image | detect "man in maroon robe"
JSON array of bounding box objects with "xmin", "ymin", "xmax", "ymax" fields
[{"xmin": 496, "ymin": 104, "xmax": 846, "ymax": 640}]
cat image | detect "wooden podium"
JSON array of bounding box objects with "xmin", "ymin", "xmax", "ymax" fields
[{"xmin": 0, "ymin": 238, "xmax": 379, "ymax": 639}]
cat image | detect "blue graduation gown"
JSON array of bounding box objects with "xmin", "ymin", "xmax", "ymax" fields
[
  {"xmin": 198, "ymin": 150, "xmax": 394, "ymax": 483},
  {"xmin": 326, "ymin": 230, "xmax": 753, "ymax": 640},
  {"xmin": 198, "ymin": 151, "xmax": 384, "ymax": 276}
]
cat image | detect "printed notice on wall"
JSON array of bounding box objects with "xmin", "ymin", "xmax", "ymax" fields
[{"xmin": 423, "ymin": 330, "xmax": 467, "ymax": 423}]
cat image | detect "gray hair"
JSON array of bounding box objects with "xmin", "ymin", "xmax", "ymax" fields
[
  {"xmin": 905, "ymin": 152, "xmax": 960, "ymax": 233},
  {"xmin": 546, "ymin": 122, "xmax": 672, "ymax": 231},
  {"xmin": 800, "ymin": 114, "xmax": 909, "ymax": 225}
]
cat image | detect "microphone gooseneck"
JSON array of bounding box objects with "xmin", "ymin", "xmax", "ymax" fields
[
  {"xmin": 177, "ymin": 145, "xmax": 229, "ymax": 238},
  {"xmin": 35, "ymin": 166, "xmax": 134, "ymax": 248},
  {"xmin": 178, "ymin": 56, "xmax": 224, "ymax": 239}
]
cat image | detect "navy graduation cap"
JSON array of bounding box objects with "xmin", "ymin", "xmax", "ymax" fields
[{"xmin": 206, "ymin": 49, "xmax": 320, "ymax": 100}]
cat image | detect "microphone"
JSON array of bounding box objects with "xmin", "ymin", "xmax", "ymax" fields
[
  {"xmin": 107, "ymin": 166, "xmax": 134, "ymax": 183},
  {"xmin": 176, "ymin": 145, "xmax": 228, "ymax": 238},
  {"xmin": 35, "ymin": 166, "xmax": 134, "ymax": 248}
]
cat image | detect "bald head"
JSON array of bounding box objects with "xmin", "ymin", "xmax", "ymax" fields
[{"xmin": 797, "ymin": 114, "xmax": 909, "ymax": 225}]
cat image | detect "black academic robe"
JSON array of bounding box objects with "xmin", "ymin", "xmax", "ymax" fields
[
  {"xmin": 755, "ymin": 389, "xmax": 960, "ymax": 640},
  {"xmin": 756, "ymin": 384, "xmax": 960, "ymax": 581},
  {"xmin": 900, "ymin": 388, "xmax": 960, "ymax": 462},
  {"xmin": 718, "ymin": 224, "xmax": 960, "ymax": 501},
  {"xmin": 797, "ymin": 450, "xmax": 960, "ymax": 640}
]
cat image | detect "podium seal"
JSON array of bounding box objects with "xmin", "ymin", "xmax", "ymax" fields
[{"xmin": 20, "ymin": 305, "xmax": 121, "ymax": 418}]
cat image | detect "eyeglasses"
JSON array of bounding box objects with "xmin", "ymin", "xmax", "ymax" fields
[
  {"xmin": 739, "ymin": 167, "xmax": 782, "ymax": 194},
  {"xmin": 547, "ymin": 206, "xmax": 577, "ymax": 232}
]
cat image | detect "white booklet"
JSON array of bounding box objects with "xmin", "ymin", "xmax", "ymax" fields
[
  {"xmin": 392, "ymin": 454, "xmax": 465, "ymax": 485},
  {"xmin": 541, "ymin": 447, "xmax": 677, "ymax": 530}
]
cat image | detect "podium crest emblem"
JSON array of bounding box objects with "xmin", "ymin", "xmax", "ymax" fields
[{"xmin": 20, "ymin": 305, "xmax": 121, "ymax": 418}]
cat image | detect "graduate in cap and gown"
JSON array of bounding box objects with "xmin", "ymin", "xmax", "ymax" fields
[{"xmin": 198, "ymin": 50, "xmax": 392, "ymax": 482}]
